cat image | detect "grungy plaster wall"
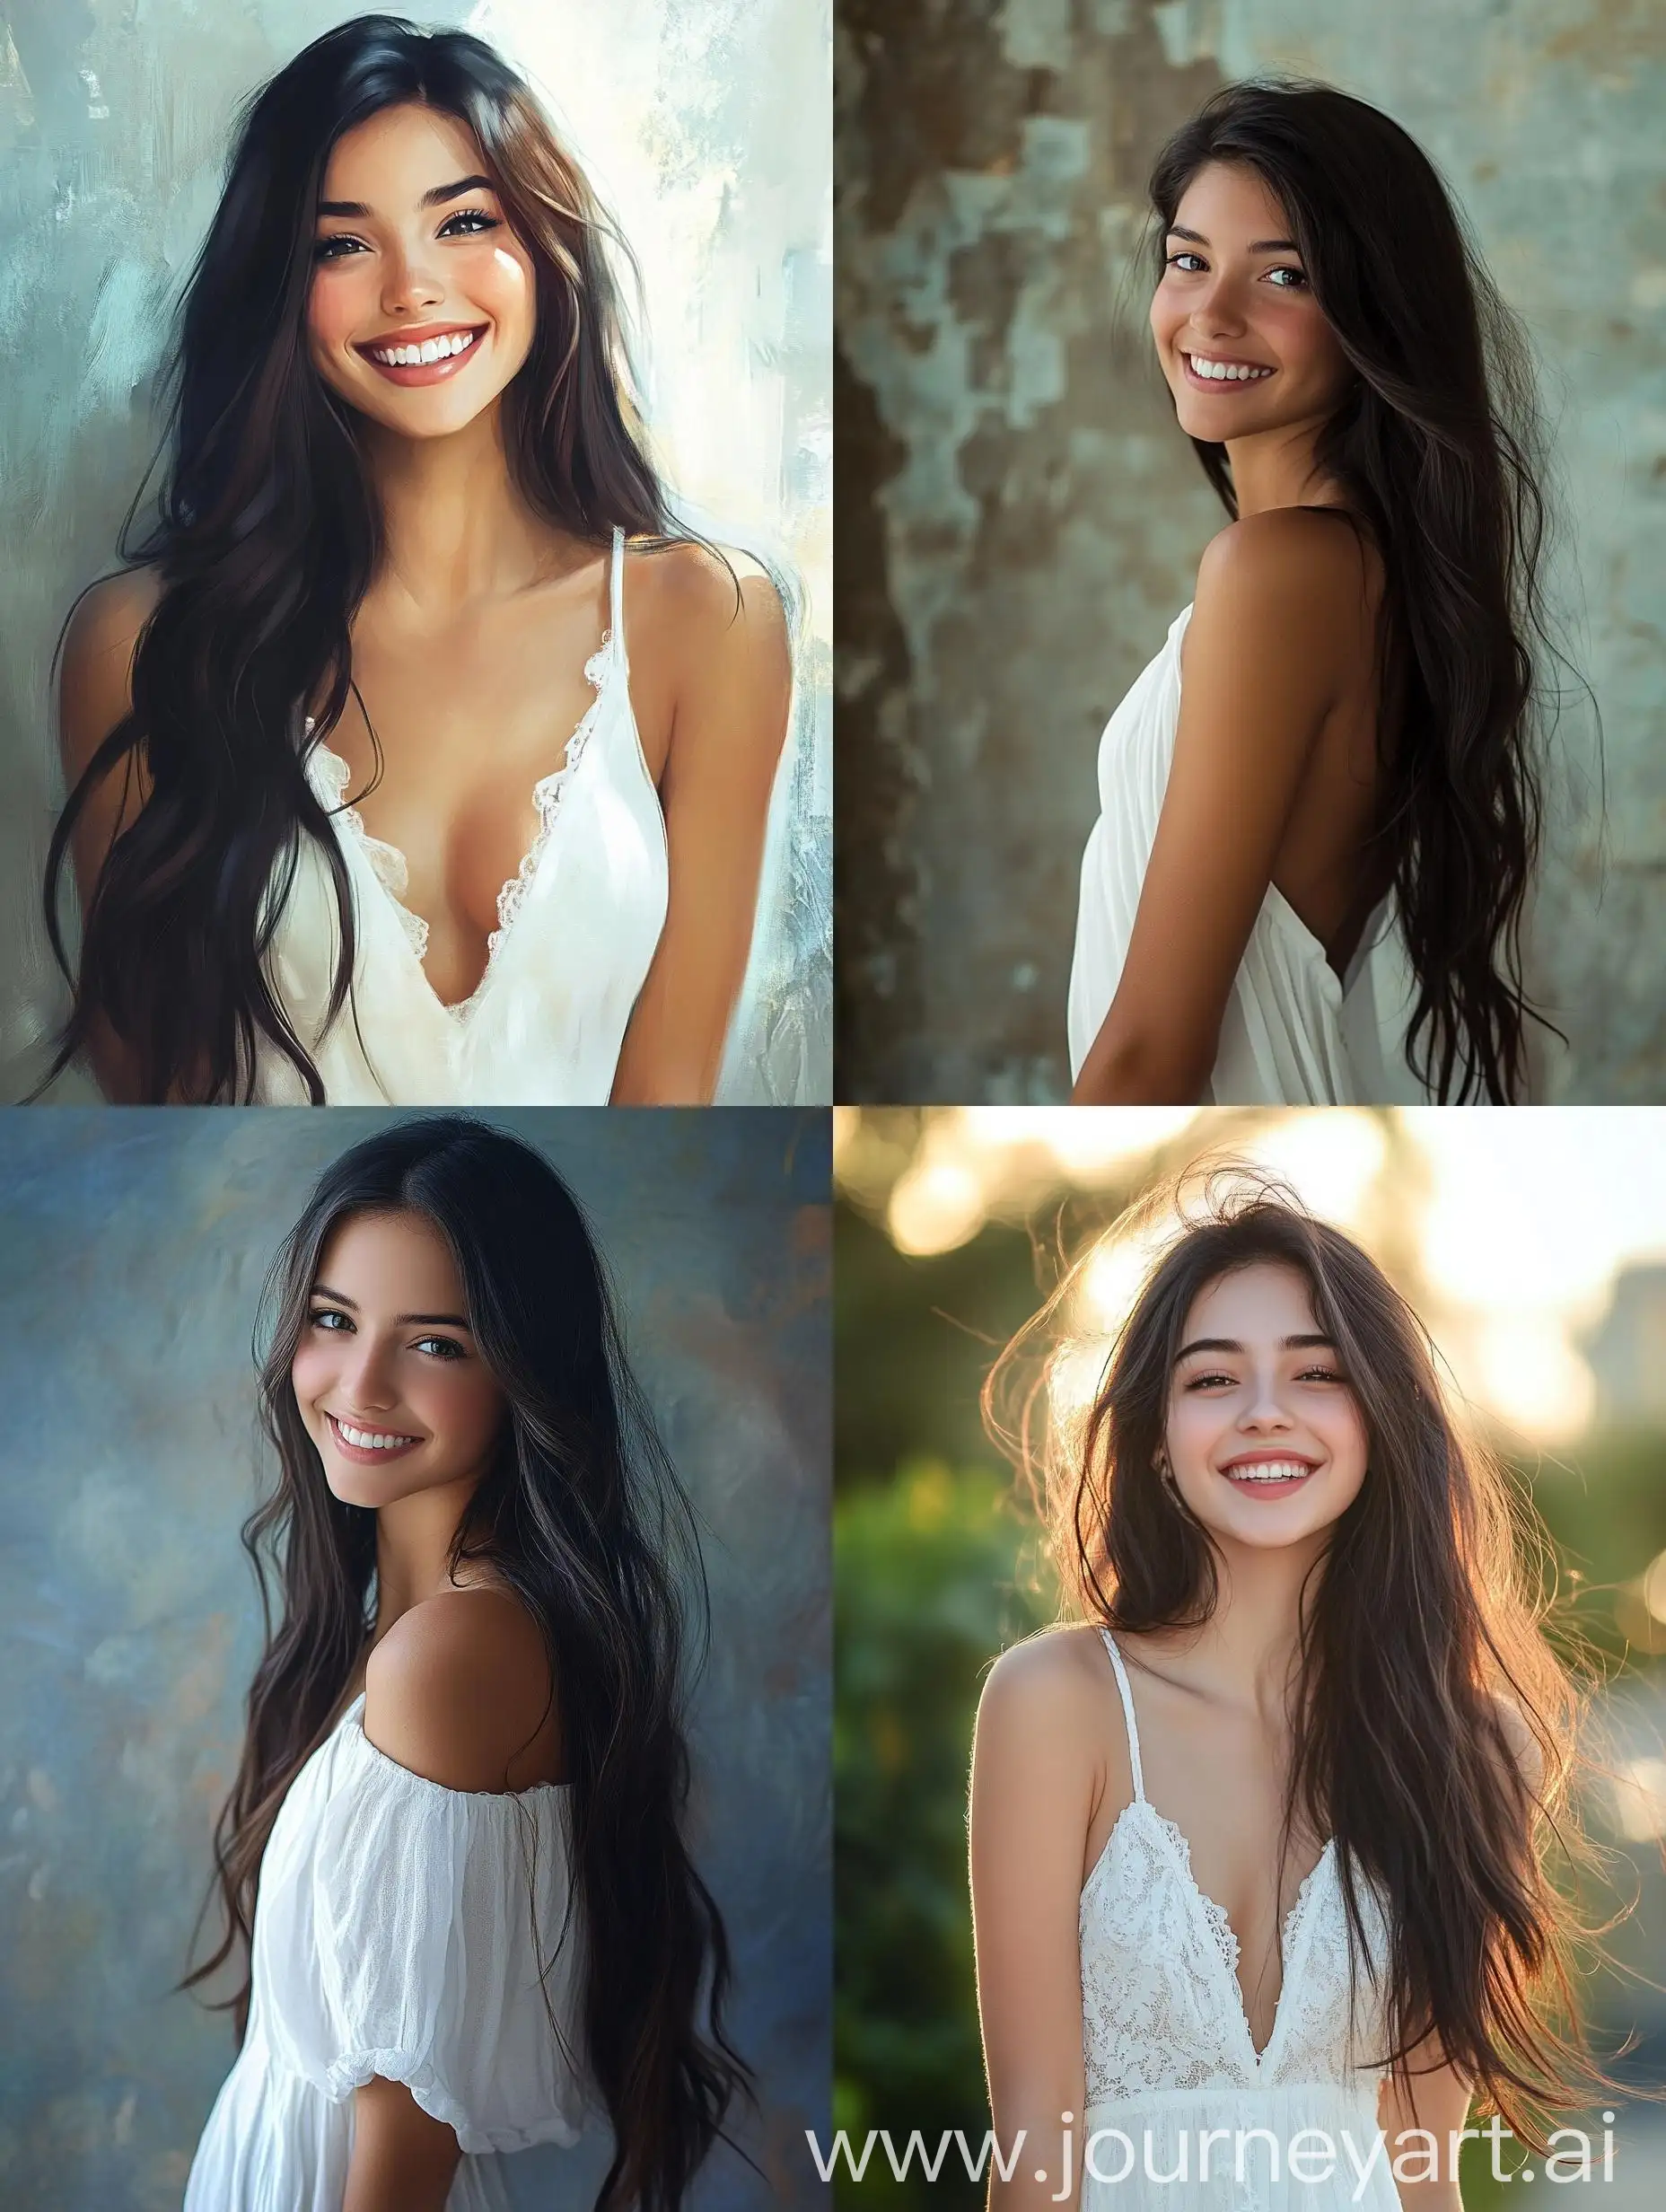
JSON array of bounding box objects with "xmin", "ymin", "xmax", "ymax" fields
[
  {"xmin": 837, "ymin": 0, "xmax": 1665, "ymax": 1103},
  {"xmin": 0, "ymin": 1108, "xmax": 830, "ymax": 2212},
  {"xmin": 0, "ymin": 0, "xmax": 831, "ymax": 1105}
]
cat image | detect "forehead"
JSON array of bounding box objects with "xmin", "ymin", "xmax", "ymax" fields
[
  {"xmin": 1179, "ymin": 1260, "xmax": 1320, "ymax": 1343},
  {"xmin": 313, "ymin": 1207, "xmax": 462, "ymax": 1301},
  {"xmin": 1171, "ymin": 159, "xmax": 1290, "ymax": 241},
  {"xmin": 319, "ymin": 101, "xmax": 488, "ymax": 203}
]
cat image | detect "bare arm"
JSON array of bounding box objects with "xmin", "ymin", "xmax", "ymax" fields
[
  {"xmin": 610, "ymin": 550, "xmax": 792, "ymax": 1104},
  {"xmin": 54, "ymin": 567, "xmax": 162, "ymax": 1102},
  {"xmin": 969, "ymin": 1637, "xmax": 1102, "ymax": 2212},
  {"xmin": 1070, "ymin": 514, "xmax": 1354, "ymax": 1104},
  {"xmin": 343, "ymin": 1590, "xmax": 558, "ymax": 2212}
]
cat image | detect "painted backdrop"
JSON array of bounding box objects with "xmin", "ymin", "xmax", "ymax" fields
[
  {"xmin": 838, "ymin": 0, "xmax": 1662, "ymax": 1102},
  {"xmin": 0, "ymin": 0, "xmax": 831, "ymax": 1103},
  {"xmin": 0, "ymin": 1106, "xmax": 830, "ymax": 2212}
]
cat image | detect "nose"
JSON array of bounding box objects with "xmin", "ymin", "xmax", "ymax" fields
[
  {"xmin": 336, "ymin": 1334, "xmax": 399, "ymax": 1414},
  {"xmin": 381, "ymin": 239, "xmax": 443, "ymax": 319},
  {"xmin": 1188, "ymin": 266, "xmax": 1249, "ymax": 341},
  {"xmin": 1239, "ymin": 1371, "xmax": 1293, "ymax": 1432}
]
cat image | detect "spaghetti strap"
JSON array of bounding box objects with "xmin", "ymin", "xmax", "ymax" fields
[
  {"xmin": 609, "ymin": 524, "xmax": 627, "ymax": 662},
  {"xmin": 1098, "ymin": 1628, "xmax": 1146, "ymax": 1803}
]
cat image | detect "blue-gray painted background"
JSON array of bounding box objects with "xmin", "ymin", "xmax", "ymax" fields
[{"xmin": 0, "ymin": 1106, "xmax": 831, "ymax": 2211}]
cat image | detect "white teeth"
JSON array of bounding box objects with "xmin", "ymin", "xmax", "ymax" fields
[
  {"xmin": 1187, "ymin": 353, "xmax": 1273, "ymax": 382},
  {"xmin": 1223, "ymin": 1460, "xmax": 1313, "ymax": 1484},
  {"xmin": 370, "ymin": 329, "xmax": 479, "ymax": 367},
  {"xmin": 334, "ymin": 1418, "xmax": 417, "ymax": 1450}
]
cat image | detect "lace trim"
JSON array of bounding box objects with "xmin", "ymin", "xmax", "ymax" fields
[
  {"xmin": 301, "ymin": 628, "xmax": 612, "ymax": 1019},
  {"xmin": 306, "ymin": 738, "xmax": 431, "ymax": 961}
]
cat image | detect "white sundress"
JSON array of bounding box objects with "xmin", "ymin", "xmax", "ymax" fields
[
  {"xmin": 1066, "ymin": 604, "xmax": 1432, "ymax": 1105},
  {"xmin": 182, "ymin": 1692, "xmax": 588, "ymax": 2212},
  {"xmin": 1079, "ymin": 1630, "xmax": 1399, "ymax": 2210},
  {"xmin": 256, "ymin": 525, "xmax": 670, "ymax": 1104}
]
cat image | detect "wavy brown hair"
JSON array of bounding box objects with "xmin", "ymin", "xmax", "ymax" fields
[
  {"xmin": 986, "ymin": 1163, "xmax": 1637, "ymax": 2155},
  {"xmin": 40, "ymin": 15, "xmax": 686, "ymax": 1102},
  {"xmin": 1150, "ymin": 81, "xmax": 1578, "ymax": 1103},
  {"xmin": 178, "ymin": 1116, "xmax": 756, "ymax": 2209}
]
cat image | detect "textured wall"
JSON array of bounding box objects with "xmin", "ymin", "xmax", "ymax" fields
[
  {"xmin": 0, "ymin": 1107, "xmax": 830, "ymax": 2212},
  {"xmin": 0, "ymin": 0, "xmax": 831, "ymax": 1104},
  {"xmin": 837, "ymin": 0, "xmax": 1664, "ymax": 1102}
]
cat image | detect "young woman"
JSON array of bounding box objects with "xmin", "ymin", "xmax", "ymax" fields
[
  {"xmin": 1068, "ymin": 82, "xmax": 1560, "ymax": 1107},
  {"xmin": 180, "ymin": 1116, "xmax": 750, "ymax": 2211},
  {"xmin": 43, "ymin": 15, "xmax": 793, "ymax": 1106},
  {"xmin": 971, "ymin": 1180, "xmax": 1617, "ymax": 2209}
]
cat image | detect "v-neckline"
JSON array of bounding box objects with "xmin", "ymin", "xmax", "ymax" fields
[
  {"xmin": 1146, "ymin": 1800, "xmax": 1333, "ymax": 2072},
  {"xmin": 304, "ymin": 626, "xmax": 615, "ymax": 1025}
]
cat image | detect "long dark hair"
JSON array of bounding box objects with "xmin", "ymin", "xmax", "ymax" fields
[
  {"xmin": 987, "ymin": 1165, "xmax": 1631, "ymax": 2155},
  {"xmin": 41, "ymin": 15, "xmax": 675, "ymax": 1103},
  {"xmin": 1150, "ymin": 81, "xmax": 1570, "ymax": 1104},
  {"xmin": 180, "ymin": 1115, "xmax": 755, "ymax": 2209}
]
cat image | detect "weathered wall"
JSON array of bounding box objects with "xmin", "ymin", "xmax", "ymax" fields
[
  {"xmin": 0, "ymin": 1108, "xmax": 830, "ymax": 2212},
  {"xmin": 837, "ymin": 0, "xmax": 1665, "ymax": 1102},
  {"xmin": 0, "ymin": 0, "xmax": 831, "ymax": 1104}
]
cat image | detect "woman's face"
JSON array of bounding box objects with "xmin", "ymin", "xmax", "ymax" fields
[
  {"xmin": 1161, "ymin": 1260, "xmax": 1368, "ymax": 1551},
  {"xmin": 291, "ymin": 1207, "xmax": 506, "ymax": 1507},
  {"xmin": 1149, "ymin": 159, "xmax": 1354, "ymax": 445},
  {"xmin": 307, "ymin": 101, "xmax": 537, "ymax": 442}
]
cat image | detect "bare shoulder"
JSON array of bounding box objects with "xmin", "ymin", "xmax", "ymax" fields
[
  {"xmin": 978, "ymin": 1624, "xmax": 1111, "ymax": 1742},
  {"xmin": 59, "ymin": 566, "xmax": 164, "ymax": 781},
  {"xmin": 629, "ymin": 536, "xmax": 790, "ymax": 667},
  {"xmin": 1195, "ymin": 505, "xmax": 1380, "ymax": 635},
  {"xmin": 363, "ymin": 1584, "xmax": 556, "ymax": 1793}
]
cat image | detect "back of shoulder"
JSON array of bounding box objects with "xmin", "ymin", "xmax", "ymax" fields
[
  {"xmin": 364, "ymin": 1585, "xmax": 555, "ymax": 1794},
  {"xmin": 1194, "ymin": 506, "xmax": 1380, "ymax": 636},
  {"xmin": 60, "ymin": 566, "xmax": 164, "ymax": 781}
]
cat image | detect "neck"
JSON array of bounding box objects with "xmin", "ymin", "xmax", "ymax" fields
[
  {"xmin": 1223, "ymin": 413, "xmax": 1343, "ymax": 519},
  {"xmin": 1160, "ymin": 1533, "xmax": 1328, "ymax": 1721},
  {"xmin": 368, "ymin": 1472, "xmax": 494, "ymax": 1641},
  {"xmin": 357, "ymin": 400, "xmax": 590, "ymax": 615}
]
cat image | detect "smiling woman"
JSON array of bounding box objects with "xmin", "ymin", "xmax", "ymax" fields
[
  {"xmin": 178, "ymin": 1116, "xmax": 752, "ymax": 2211},
  {"xmin": 38, "ymin": 14, "xmax": 794, "ymax": 1107},
  {"xmin": 969, "ymin": 1167, "xmax": 1627, "ymax": 2212},
  {"xmin": 1067, "ymin": 80, "xmax": 1560, "ymax": 1109}
]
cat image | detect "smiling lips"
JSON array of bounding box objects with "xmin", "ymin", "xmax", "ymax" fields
[
  {"xmin": 355, "ymin": 321, "xmax": 487, "ymax": 386},
  {"xmin": 1181, "ymin": 348, "xmax": 1276, "ymax": 387},
  {"xmin": 326, "ymin": 1411, "xmax": 424, "ymax": 1465},
  {"xmin": 1218, "ymin": 1453, "xmax": 1318, "ymax": 1496}
]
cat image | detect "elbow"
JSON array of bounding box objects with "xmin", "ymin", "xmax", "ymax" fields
[{"xmin": 1070, "ymin": 1023, "xmax": 1212, "ymax": 1106}]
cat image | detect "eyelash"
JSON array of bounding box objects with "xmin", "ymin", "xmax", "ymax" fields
[
  {"xmin": 1184, "ymin": 1366, "xmax": 1345, "ymax": 1391},
  {"xmin": 1164, "ymin": 251, "xmax": 1308, "ymax": 290},
  {"xmin": 312, "ymin": 208, "xmax": 500, "ymax": 263},
  {"xmin": 306, "ymin": 1307, "xmax": 466, "ymax": 1360}
]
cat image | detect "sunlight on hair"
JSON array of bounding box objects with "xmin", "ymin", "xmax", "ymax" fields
[
  {"xmin": 1074, "ymin": 1216, "xmax": 1181, "ymax": 1338},
  {"xmin": 1047, "ymin": 1336, "xmax": 1114, "ymax": 1450}
]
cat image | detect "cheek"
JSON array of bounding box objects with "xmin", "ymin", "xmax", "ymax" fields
[
  {"xmin": 422, "ymin": 1365, "xmax": 504, "ymax": 1441},
  {"xmin": 289, "ymin": 1339, "xmax": 332, "ymax": 1409},
  {"xmin": 307, "ymin": 270, "xmax": 362, "ymax": 353}
]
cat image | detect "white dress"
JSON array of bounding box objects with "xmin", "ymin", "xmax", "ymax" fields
[
  {"xmin": 256, "ymin": 526, "xmax": 670, "ymax": 1103},
  {"xmin": 1066, "ymin": 605, "xmax": 1430, "ymax": 1105},
  {"xmin": 1080, "ymin": 1631, "xmax": 1398, "ymax": 2212},
  {"xmin": 183, "ymin": 1692, "xmax": 587, "ymax": 2212}
]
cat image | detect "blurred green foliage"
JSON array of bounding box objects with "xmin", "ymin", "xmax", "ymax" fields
[{"xmin": 835, "ymin": 1189, "xmax": 1666, "ymax": 2209}]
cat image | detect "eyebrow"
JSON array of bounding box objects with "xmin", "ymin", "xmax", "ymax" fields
[
  {"xmin": 310, "ymin": 1284, "xmax": 473, "ymax": 1330},
  {"xmin": 317, "ymin": 173, "xmax": 496, "ymax": 219},
  {"xmin": 1175, "ymin": 1333, "xmax": 1337, "ymax": 1360},
  {"xmin": 1165, "ymin": 224, "xmax": 1300, "ymax": 254}
]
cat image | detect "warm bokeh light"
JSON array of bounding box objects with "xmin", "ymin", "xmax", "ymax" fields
[
  {"xmin": 836, "ymin": 1106, "xmax": 1666, "ymax": 1444},
  {"xmin": 1644, "ymin": 1549, "xmax": 1666, "ymax": 1626},
  {"xmin": 1610, "ymin": 1757, "xmax": 1666, "ymax": 1842}
]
